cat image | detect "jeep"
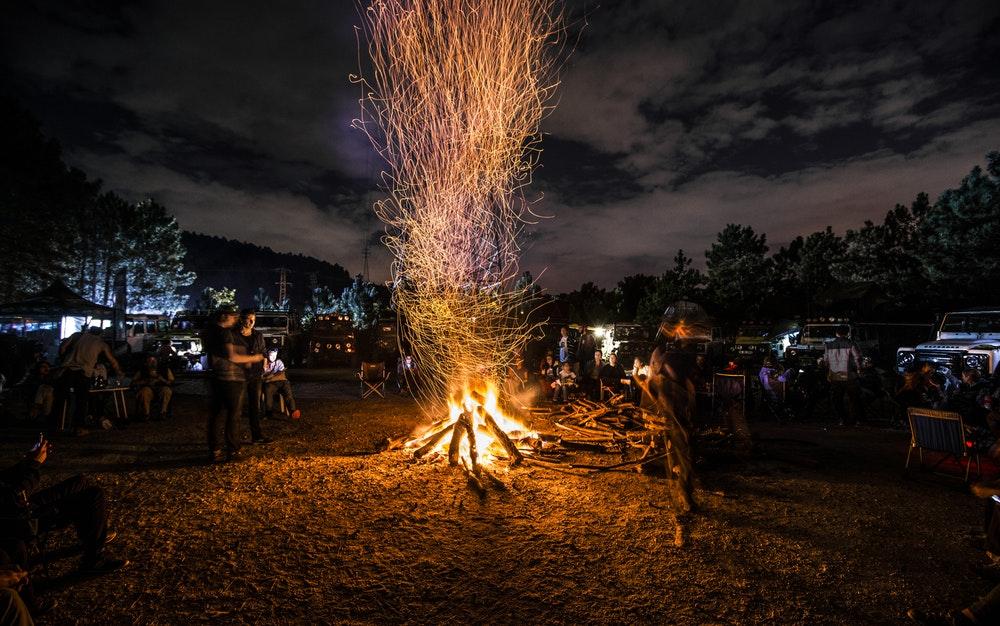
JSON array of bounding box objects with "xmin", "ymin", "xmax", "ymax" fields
[{"xmin": 896, "ymin": 308, "xmax": 1000, "ymax": 376}]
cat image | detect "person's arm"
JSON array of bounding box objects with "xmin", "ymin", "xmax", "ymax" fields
[
  {"xmin": 101, "ymin": 344, "xmax": 123, "ymax": 376},
  {"xmin": 225, "ymin": 342, "xmax": 264, "ymax": 365}
]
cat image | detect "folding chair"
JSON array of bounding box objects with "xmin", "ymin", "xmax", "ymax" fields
[
  {"xmin": 906, "ymin": 407, "xmax": 981, "ymax": 482},
  {"xmin": 358, "ymin": 362, "xmax": 389, "ymax": 399}
]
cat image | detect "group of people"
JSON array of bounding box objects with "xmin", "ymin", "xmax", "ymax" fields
[
  {"xmin": 535, "ymin": 326, "xmax": 645, "ymax": 404},
  {"xmin": 201, "ymin": 307, "xmax": 300, "ymax": 464}
]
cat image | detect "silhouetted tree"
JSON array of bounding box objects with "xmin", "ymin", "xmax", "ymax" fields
[
  {"xmin": 705, "ymin": 225, "xmax": 772, "ymax": 321},
  {"xmin": 635, "ymin": 250, "xmax": 704, "ymax": 326},
  {"xmin": 917, "ymin": 153, "xmax": 1000, "ymax": 306}
]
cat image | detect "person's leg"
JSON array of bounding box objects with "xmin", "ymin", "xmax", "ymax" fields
[
  {"xmin": 208, "ymin": 379, "xmax": 224, "ymax": 455},
  {"xmin": 278, "ymin": 381, "xmax": 296, "ymax": 412},
  {"xmin": 40, "ymin": 386, "xmax": 53, "ymax": 418},
  {"xmin": 245, "ymin": 379, "xmax": 263, "ymax": 440},
  {"xmin": 830, "ymin": 381, "xmax": 846, "ymax": 424},
  {"xmin": 263, "ymin": 383, "xmax": 276, "ymax": 416},
  {"xmin": 222, "ymin": 381, "xmax": 245, "ymax": 454},
  {"xmin": 137, "ymin": 387, "xmax": 153, "ymax": 419},
  {"xmin": 0, "ymin": 588, "xmax": 33, "ymax": 626},
  {"xmin": 29, "ymin": 474, "xmax": 108, "ymax": 565},
  {"xmin": 72, "ymin": 373, "xmax": 92, "ymax": 428},
  {"xmin": 158, "ymin": 386, "xmax": 173, "ymax": 418},
  {"xmin": 846, "ymin": 380, "xmax": 862, "ymax": 424}
]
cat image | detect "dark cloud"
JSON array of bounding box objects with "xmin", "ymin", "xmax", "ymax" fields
[{"xmin": 3, "ymin": 0, "xmax": 999, "ymax": 292}]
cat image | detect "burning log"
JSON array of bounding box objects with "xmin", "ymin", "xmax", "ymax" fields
[
  {"xmin": 413, "ymin": 423, "xmax": 456, "ymax": 459},
  {"xmin": 477, "ymin": 407, "xmax": 523, "ymax": 466}
]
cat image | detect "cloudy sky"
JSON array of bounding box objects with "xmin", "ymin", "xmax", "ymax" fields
[{"xmin": 3, "ymin": 0, "xmax": 999, "ymax": 292}]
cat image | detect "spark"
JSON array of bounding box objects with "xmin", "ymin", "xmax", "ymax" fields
[{"xmin": 353, "ymin": 0, "xmax": 562, "ymax": 415}]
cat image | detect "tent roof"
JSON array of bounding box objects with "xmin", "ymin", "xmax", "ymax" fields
[{"xmin": 0, "ymin": 279, "xmax": 115, "ymax": 318}]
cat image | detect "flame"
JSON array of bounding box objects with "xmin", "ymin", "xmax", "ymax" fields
[{"xmin": 409, "ymin": 381, "xmax": 532, "ymax": 466}]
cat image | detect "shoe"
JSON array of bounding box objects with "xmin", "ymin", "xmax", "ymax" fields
[
  {"xmin": 104, "ymin": 531, "xmax": 118, "ymax": 545},
  {"xmin": 74, "ymin": 427, "xmax": 90, "ymax": 437},
  {"xmin": 210, "ymin": 450, "xmax": 226, "ymax": 464},
  {"xmin": 79, "ymin": 557, "xmax": 129, "ymax": 575},
  {"xmin": 291, "ymin": 409, "xmax": 301, "ymax": 420},
  {"xmin": 227, "ymin": 449, "xmax": 243, "ymax": 461},
  {"xmin": 252, "ymin": 437, "xmax": 274, "ymax": 445}
]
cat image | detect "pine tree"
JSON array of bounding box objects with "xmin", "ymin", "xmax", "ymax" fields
[{"xmin": 918, "ymin": 153, "xmax": 1000, "ymax": 306}]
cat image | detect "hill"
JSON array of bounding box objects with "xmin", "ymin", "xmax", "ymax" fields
[{"xmin": 179, "ymin": 232, "xmax": 352, "ymax": 309}]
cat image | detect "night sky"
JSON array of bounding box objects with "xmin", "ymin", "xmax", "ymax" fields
[{"xmin": 3, "ymin": 1, "xmax": 999, "ymax": 291}]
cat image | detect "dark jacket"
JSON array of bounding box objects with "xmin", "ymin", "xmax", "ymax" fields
[{"xmin": 0, "ymin": 459, "xmax": 41, "ymax": 513}]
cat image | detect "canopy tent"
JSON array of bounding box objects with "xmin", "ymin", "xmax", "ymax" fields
[{"xmin": 0, "ymin": 279, "xmax": 114, "ymax": 318}]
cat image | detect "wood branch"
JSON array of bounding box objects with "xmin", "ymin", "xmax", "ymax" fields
[
  {"xmin": 570, "ymin": 452, "xmax": 670, "ymax": 472},
  {"xmin": 413, "ymin": 422, "xmax": 455, "ymax": 459},
  {"xmin": 478, "ymin": 407, "xmax": 523, "ymax": 466}
]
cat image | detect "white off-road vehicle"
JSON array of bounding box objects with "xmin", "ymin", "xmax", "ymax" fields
[{"xmin": 896, "ymin": 308, "xmax": 1000, "ymax": 376}]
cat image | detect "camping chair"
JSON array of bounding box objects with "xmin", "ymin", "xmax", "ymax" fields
[
  {"xmin": 358, "ymin": 362, "xmax": 389, "ymax": 399},
  {"xmin": 906, "ymin": 407, "xmax": 981, "ymax": 481}
]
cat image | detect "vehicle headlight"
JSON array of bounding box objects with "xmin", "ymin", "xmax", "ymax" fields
[
  {"xmin": 897, "ymin": 351, "xmax": 915, "ymax": 367},
  {"xmin": 964, "ymin": 354, "xmax": 988, "ymax": 371}
]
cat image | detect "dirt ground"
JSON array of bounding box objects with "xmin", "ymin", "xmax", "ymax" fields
[{"xmin": 1, "ymin": 374, "xmax": 993, "ymax": 625}]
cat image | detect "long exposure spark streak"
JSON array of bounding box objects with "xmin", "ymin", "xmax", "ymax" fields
[{"xmin": 353, "ymin": 0, "xmax": 562, "ymax": 418}]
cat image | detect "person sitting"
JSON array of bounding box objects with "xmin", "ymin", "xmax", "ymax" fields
[
  {"xmin": 262, "ymin": 350, "xmax": 300, "ymax": 419},
  {"xmin": 397, "ymin": 354, "xmax": 418, "ymax": 395},
  {"xmin": 20, "ymin": 362, "xmax": 55, "ymax": 423},
  {"xmin": 130, "ymin": 356, "xmax": 174, "ymax": 421},
  {"xmin": 538, "ymin": 355, "xmax": 557, "ymax": 397},
  {"xmin": 552, "ymin": 361, "xmax": 577, "ymax": 403},
  {"xmin": 0, "ymin": 436, "xmax": 127, "ymax": 575},
  {"xmin": 598, "ymin": 353, "xmax": 627, "ymax": 398},
  {"xmin": 628, "ymin": 357, "xmax": 648, "ymax": 404}
]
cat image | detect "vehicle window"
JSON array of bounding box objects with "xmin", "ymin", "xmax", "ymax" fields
[{"xmin": 942, "ymin": 313, "xmax": 1000, "ymax": 333}]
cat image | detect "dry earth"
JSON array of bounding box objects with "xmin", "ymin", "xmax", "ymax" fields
[{"xmin": 1, "ymin": 373, "xmax": 992, "ymax": 625}]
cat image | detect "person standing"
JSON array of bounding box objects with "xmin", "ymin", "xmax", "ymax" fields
[
  {"xmin": 56, "ymin": 327, "xmax": 122, "ymax": 436},
  {"xmin": 577, "ymin": 325, "xmax": 597, "ymax": 378},
  {"xmin": 557, "ymin": 326, "xmax": 571, "ymax": 365},
  {"xmin": 237, "ymin": 310, "xmax": 271, "ymax": 444},
  {"xmin": 201, "ymin": 307, "xmax": 265, "ymax": 463},
  {"xmin": 823, "ymin": 325, "xmax": 863, "ymax": 427}
]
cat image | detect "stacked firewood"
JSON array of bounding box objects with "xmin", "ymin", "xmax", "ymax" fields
[{"xmin": 521, "ymin": 394, "xmax": 673, "ymax": 474}]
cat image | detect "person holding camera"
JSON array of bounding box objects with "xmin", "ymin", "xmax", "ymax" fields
[{"xmin": 0, "ymin": 435, "xmax": 127, "ymax": 575}]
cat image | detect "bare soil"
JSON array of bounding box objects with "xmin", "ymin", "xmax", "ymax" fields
[{"xmin": 2, "ymin": 376, "xmax": 991, "ymax": 625}]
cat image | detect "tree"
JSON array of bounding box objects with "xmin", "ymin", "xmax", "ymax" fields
[
  {"xmin": 0, "ymin": 100, "xmax": 194, "ymax": 310},
  {"xmin": 199, "ymin": 287, "xmax": 236, "ymax": 310},
  {"xmin": 635, "ymin": 250, "xmax": 704, "ymax": 326},
  {"xmin": 562, "ymin": 282, "xmax": 616, "ymax": 325},
  {"xmin": 829, "ymin": 195, "xmax": 930, "ymax": 310},
  {"xmin": 615, "ymin": 274, "xmax": 657, "ymax": 321},
  {"xmin": 335, "ymin": 275, "xmax": 390, "ymax": 330},
  {"xmin": 705, "ymin": 225, "xmax": 772, "ymax": 321},
  {"xmin": 917, "ymin": 153, "xmax": 1000, "ymax": 306}
]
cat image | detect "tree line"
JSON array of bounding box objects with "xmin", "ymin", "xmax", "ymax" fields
[
  {"xmin": 0, "ymin": 99, "xmax": 193, "ymax": 311},
  {"xmin": 559, "ymin": 151, "xmax": 1000, "ymax": 326}
]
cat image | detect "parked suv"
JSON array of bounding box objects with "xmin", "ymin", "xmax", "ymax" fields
[{"xmin": 896, "ymin": 308, "xmax": 1000, "ymax": 376}]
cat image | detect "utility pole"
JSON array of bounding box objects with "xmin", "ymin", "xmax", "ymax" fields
[{"xmin": 275, "ymin": 267, "xmax": 292, "ymax": 307}]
